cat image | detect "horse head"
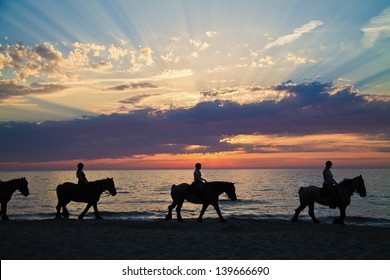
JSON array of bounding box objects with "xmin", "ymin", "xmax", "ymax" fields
[
  {"xmin": 104, "ymin": 177, "xmax": 117, "ymax": 196},
  {"xmin": 18, "ymin": 177, "xmax": 29, "ymax": 196},
  {"xmin": 225, "ymin": 182, "xmax": 237, "ymax": 201},
  {"xmin": 355, "ymin": 175, "xmax": 366, "ymax": 197}
]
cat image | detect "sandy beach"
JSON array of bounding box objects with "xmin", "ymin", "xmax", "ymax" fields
[{"xmin": 0, "ymin": 218, "xmax": 389, "ymax": 260}]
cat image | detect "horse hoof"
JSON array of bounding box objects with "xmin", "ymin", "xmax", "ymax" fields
[
  {"xmin": 2, "ymin": 216, "xmax": 9, "ymax": 221},
  {"xmin": 291, "ymin": 217, "xmax": 298, "ymax": 222},
  {"xmin": 197, "ymin": 219, "xmax": 203, "ymax": 223},
  {"xmin": 165, "ymin": 215, "xmax": 172, "ymax": 221},
  {"xmin": 220, "ymin": 219, "xmax": 227, "ymax": 223},
  {"xmin": 78, "ymin": 216, "xmax": 84, "ymax": 220}
]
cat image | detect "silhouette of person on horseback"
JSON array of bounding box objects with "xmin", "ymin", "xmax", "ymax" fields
[
  {"xmin": 77, "ymin": 163, "xmax": 89, "ymax": 186},
  {"xmin": 321, "ymin": 160, "xmax": 338, "ymax": 208},
  {"xmin": 192, "ymin": 163, "xmax": 207, "ymax": 197}
]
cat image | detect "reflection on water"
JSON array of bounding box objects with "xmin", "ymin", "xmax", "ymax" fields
[{"xmin": 1, "ymin": 169, "xmax": 389, "ymax": 227}]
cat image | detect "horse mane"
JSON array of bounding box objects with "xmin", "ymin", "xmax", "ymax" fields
[
  {"xmin": 338, "ymin": 176, "xmax": 361, "ymax": 187},
  {"xmin": 90, "ymin": 178, "xmax": 112, "ymax": 184},
  {"xmin": 339, "ymin": 178, "xmax": 352, "ymax": 185},
  {"xmin": 90, "ymin": 179, "xmax": 105, "ymax": 184},
  {"xmin": 208, "ymin": 181, "xmax": 234, "ymax": 188},
  {"xmin": 2, "ymin": 178, "xmax": 23, "ymax": 184}
]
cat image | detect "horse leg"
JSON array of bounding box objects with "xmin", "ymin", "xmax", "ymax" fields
[
  {"xmin": 333, "ymin": 206, "xmax": 346, "ymax": 225},
  {"xmin": 165, "ymin": 202, "xmax": 177, "ymax": 221},
  {"xmin": 92, "ymin": 203, "xmax": 103, "ymax": 219},
  {"xmin": 292, "ymin": 204, "xmax": 306, "ymax": 222},
  {"xmin": 1, "ymin": 202, "xmax": 9, "ymax": 220},
  {"xmin": 176, "ymin": 201, "xmax": 184, "ymax": 222},
  {"xmin": 62, "ymin": 205, "xmax": 70, "ymax": 218},
  {"xmin": 78, "ymin": 203, "xmax": 92, "ymax": 219},
  {"xmin": 212, "ymin": 203, "xmax": 226, "ymax": 223},
  {"xmin": 55, "ymin": 202, "xmax": 62, "ymax": 218},
  {"xmin": 197, "ymin": 204, "xmax": 209, "ymax": 223},
  {"xmin": 308, "ymin": 203, "xmax": 320, "ymax": 223},
  {"xmin": 60, "ymin": 200, "xmax": 70, "ymax": 218}
]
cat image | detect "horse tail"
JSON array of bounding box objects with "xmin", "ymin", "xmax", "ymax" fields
[
  {"xmin": 56, "ymin": 183, "xmax": 64, "ymax": 198},
  {"xmin": 298, "ymin": 187, "xmax": 304, "ymax": 195},
  {"xmin": 170, "ymin": 184, "xmax": 176, "ymax": 195}
]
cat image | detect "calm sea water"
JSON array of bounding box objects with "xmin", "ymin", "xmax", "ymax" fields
[{"xmin": 1, "ymin": 169, "xmax": 389, "ymax": 227}]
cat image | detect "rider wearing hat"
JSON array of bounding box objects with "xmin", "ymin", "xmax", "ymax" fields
[
  {"xmin": 322, "ymin": 160, "xmax": 337, "ymax": 208},
  {"xmin": 323, "ymin": 161, "xmax": 337, "ymax": 187},
  {"xmin": 76, "ymin": 162, "xmax": 89, "ymax": 186},
  {"xmin": 193, "ymin": 163, "xmax": 207, "ymax": 196}
]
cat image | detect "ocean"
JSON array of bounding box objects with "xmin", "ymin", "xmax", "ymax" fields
[{"xmin": 1, "ymin": 169, "xmax": 389, "ymax": 227}]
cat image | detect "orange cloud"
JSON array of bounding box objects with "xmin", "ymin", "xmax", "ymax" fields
[{"xmin": 220, "ymin": 133, "xmax": 390, "ymax": 153}]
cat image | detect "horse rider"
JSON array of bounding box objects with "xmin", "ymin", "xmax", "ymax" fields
[
  {"xmin": 322, "ymin": 160, "xmax": 337, "ymax": 208},
  {"xmin": 77, "ymin": 162, "xmax": 89, "ymax": 186},
  {"xmin": 193, "ymin": 162, "xmax": 207, "ymax": 196}
]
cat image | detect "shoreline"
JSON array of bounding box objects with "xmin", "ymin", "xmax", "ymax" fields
[{"xmin": 1, "ymin": 218, "xmax": 389, "ymax": 260}]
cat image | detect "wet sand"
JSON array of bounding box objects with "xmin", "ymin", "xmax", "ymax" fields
[{"xmin": 0, "ymin": 218, "xmax": 389, "ymax": 260}]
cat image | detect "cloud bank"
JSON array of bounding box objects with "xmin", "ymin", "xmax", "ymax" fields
[{"xmin": 1, "ymin": 81, "xmax": 389, "ymax": 164}]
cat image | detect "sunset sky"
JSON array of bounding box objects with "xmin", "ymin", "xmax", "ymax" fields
[{"xmin": 1, "ymin": 0, "xmax": 389, "ymax": 170}]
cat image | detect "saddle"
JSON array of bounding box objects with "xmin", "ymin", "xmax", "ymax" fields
[
  {"xmin": 188, "ymin": 183, "xmax": 202, "ymax": 195},
  {"xmin": 187, "ymin": 183, "xmax": 205, "ymax": 203},
  {"xmin": 320, "ymin": 184, "xmax": 337, "ymax": 197},
  {"xmin": 320, "ymin": 185, "xmax": 337, "ymax": 208}
]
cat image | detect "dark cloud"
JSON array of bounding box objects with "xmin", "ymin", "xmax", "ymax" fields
[
  {"xmin": 0, "ymin": 81, "xmax": 68, "ymax": 100},
  {"xmin": 120, "ymin": 94, "xmax": 153, "ymax": 104},
  {"xmin": 200, "ymin": 88, "xmax": 237, "ymax": 98},
  {"xmin": 108, "ymin": 82, "xmax": 158, "ymax": 91},
  {"xmin": 34, "ymin": 43, "xmax": 62, "ymax": 61},
  {"xmin": 1, "ymin": 81, "xmax": 389, "ymax": 162}
]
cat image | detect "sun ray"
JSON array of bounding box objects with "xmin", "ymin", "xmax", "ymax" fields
[{"xmin": 1, "ymin": 0, "xmax": 389, "ymax": 168}]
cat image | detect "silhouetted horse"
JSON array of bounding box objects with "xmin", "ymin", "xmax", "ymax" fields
[
  {"xmin": 56, "ymin": 178, "xmax": 116, "ymax": 219},
  {"xmin": 0, "ymin": 177, "xmax": 29, "ymax": 220},
  {"xmin": 165, "ymin": 181, "xmax": 237, "ymax": 223},
  {"xmin": 292, "ymin": 175, "xmax": 366, "ymax": 225}
]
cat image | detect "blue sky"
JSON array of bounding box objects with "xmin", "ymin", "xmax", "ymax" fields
[{"xmin": 0, "ymin": 0, "xmax": 389, "ymax": 169}]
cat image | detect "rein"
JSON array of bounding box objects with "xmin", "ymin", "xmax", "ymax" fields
[
  {"xmin": 353, "ymin": 179, "xmax": 363, "ymax": 195},
  {"xmin": 99, "ymin": 181, "xmax": 113, "ymax": 196},
  {"xmin": 9, "ymin": 182, "xmax": 21, "ymax": 195},
  {"xmin": 87, "ymin": 179, "xmax": 114, "ymax": 197},
  {"xmin": 342, "ymin": 177, "xmax": 362, "ymax": 196},
  {"xmin": 102, "ymin": 190, "xmax": 111, "ymax": 196}
]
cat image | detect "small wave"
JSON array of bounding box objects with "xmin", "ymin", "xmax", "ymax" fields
[
  {"xmin": 342, "ymin": 216, "xmax": 390, "ymax": 228},
  {"xmin": 9, "ymin": 212, "xmax": 57, "ymax": 220},
  {"xmin": 6, "ymin": 211, "xmax": 390, "ymax": 228}
]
